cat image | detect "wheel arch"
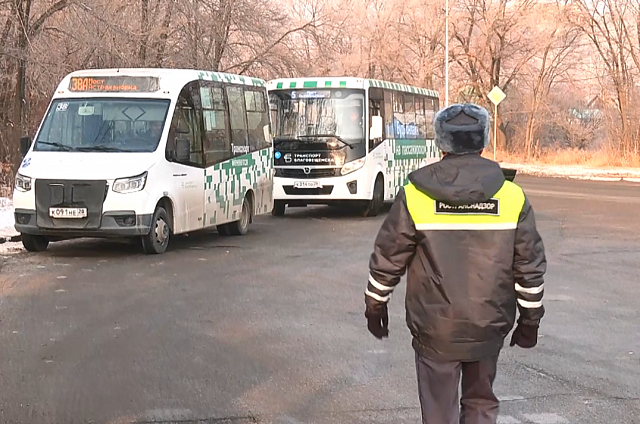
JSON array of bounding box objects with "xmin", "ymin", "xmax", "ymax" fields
[
  {"xmin": 371, "ymin": 165, "xmax": 386, "ymax": 199},
  {"xmin": 156, "ymin": 196, "xmax": 175, "ymax": 233},
  {"xmin": 244, "ymin": 188, "xmax": 255, "ymax": 223}
]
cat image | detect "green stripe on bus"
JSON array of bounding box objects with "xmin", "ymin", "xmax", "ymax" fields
[
  {"xmin": 340, "ymin": 81, "xmax": 347, "ymax": 87},
  {"xmin": 276, "ymin": 82, "xmax": 283, "ymax": 89},
  {"xmin": 303, "ymin": 81, "xmax": 317, "ymax": 88},
  {"xmin": 289, "ymin": 82, "xmax": 297, "ymax": 88},
  {"xmin": 325, "ymin": 81, "xmax": 332, "ymax": 87}
]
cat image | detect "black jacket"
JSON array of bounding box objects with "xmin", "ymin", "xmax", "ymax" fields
[{"xmin": 366, "ymin": 154, "xmax": 546, "ymax": 361}]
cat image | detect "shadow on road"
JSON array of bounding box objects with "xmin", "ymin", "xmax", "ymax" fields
[
  {"xmin": 34, "ymin": 230, "xmax": 234, "ymax": 258},
  {"xmin": 274, "ymin": 203, "xmax": 392, "ymax": 220},
  {"xmin": 12, "ymin": 202, "xmax": 392, "ymax": 258}
]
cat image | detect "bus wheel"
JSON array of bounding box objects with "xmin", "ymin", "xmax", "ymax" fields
[
  {"xmin": 225, "ymin": 196, "xmax": 251, "ymax": 236},
  {"xmin": 361, "ymin": 176, "xmax": 384, "ymax": 217},
  {"xmin": 141, "ymin": 206, "xmax": 170, "ymax": 254},
  {"xmin": 22, "ymin": 234, "xmax": 49, "ymax": 252},
  {"xmin": 272, "ymin": 201, "xmax": 286, "ymax": 216}
]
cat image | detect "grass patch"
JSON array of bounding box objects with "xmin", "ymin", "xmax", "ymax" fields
[{"xmin": 486, "ymin": 148, "xmax": 640, "ymax": 168}]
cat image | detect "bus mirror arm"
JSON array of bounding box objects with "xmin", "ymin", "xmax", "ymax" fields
[{"xmin": 370, "ymin": 116, "xmax": 383, "ymax": 140}]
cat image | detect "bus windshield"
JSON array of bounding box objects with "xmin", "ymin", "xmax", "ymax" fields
[
  {"xmin": 34, "ymin": 98, "xmax": 171, "ymax": 153},
  {"xmin": 269, "ymin": 89, "xmax": 365, "ymax": 144}
]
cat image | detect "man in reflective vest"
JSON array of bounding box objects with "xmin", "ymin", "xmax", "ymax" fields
[{"xmin": 364, "ymin": 103, "xmax": 546, "ymax": 424}]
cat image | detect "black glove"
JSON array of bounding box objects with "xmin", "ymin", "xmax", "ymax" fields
[
  {"xmin": 510, "ymin": 319, "xmax": 539, "ymax": 348},
  {"xmin": 365, "ymin": 300, "xmax": 389, "ymax": 339}
]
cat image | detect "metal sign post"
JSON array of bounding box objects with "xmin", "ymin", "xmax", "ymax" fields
[{"xmin": 487, "ymin": 86, "xmax": 506, "ymax": 161}]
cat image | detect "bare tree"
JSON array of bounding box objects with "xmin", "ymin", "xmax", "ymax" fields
[
  {"xmin": 569, "ymin": 0, "xmax": 640, "ymax": 156},
  {"xmin": 450, "ymin": 0, "xmax": 538, "ymax": 150},
  {"xmin": 522, "ymin": 0, "xmax": 581, "ymax": 158}
]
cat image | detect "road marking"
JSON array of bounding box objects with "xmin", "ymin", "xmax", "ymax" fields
[
  {"xmin": 499, "ymin": 395, "xmax": 526, "ymax": 401},
  {"xmin": 143, "ymin": 409, "xmax": 194, "ymax": 421},
  {"xmin": 523, "ymin": 413, "xmax": 570, "ymax": 423},
  {"xmin": 498, "ymin": 416, "xmax": 521, "ymax": 424}
]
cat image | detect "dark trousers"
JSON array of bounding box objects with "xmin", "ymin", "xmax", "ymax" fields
[{"xmin": 415, "ymin": 351, "xmax": 500, "ymax": 424}]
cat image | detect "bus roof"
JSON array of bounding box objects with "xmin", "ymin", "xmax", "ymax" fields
[
  {"xmin": 53, "ymin": 68, "xmax": 267, "ymax": 99},
  {"xmin": 266, "ymin": 76, "xmax": 440, "ymax": 98}
]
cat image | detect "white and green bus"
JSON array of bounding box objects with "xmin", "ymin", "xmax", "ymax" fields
[
  {"xmin": 267, "ymin": 77, "xmax": 441, "ymax": 217},
  {"xmin": 13, "ymin": 68, "xmax": 274, "ymax": 254}
]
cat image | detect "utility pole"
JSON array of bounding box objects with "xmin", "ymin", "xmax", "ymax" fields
[{"xmin": 445, "ymin": 0, "xmax": 449, "ymax": 107}]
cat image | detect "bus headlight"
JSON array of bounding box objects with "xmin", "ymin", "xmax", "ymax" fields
[
  {"xmin": 15, "ymin": 173, "xmax": 32, "ymax": 192},
  {"xmin": 341, "ymin": 158, "xmax": 366, "ymax": 176},
  {"xmin": 113, "ymin": 172, "xmax": 147, "ymax": 194}
]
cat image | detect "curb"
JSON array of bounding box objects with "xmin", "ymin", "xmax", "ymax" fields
[{"xmin": 503, "ymin": 169, "xmax": 640, "ymax": 183}]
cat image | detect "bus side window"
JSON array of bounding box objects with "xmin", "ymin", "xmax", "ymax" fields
[
  {"xmin": 166, "ymin": 83, "xmax": 204, "ymax": 167},
  {"xmin": 225, "ymin": 85, "xmax": 249, "ymax": 155},
  {"xmin": 201, "ymin": 82, "xmax": 232, "ymax": 166},
  {"xmin": 369, "ymin": 98, "xmax": 384, "ymax": 151},
  {"xmin": 404, "ymin": 94, "xmax": 416, "ymax": 139},
  {"xmin": 416, "ymin": 97, "xmax": 426, "ymax": 138},
  {"xmin": 244, "ymin": 88, "xmax": 270, "ymax": 152},
  {"xmin": 383, "ymin": 90, "xmax": 394, "ymax": 139},
  {"xmin": 393, "ymin": 91, "xmax": 405, "ymax": 138},
  {"xmin": 425, "ymin": 98, "xmax": 436, "ymax": 139}
]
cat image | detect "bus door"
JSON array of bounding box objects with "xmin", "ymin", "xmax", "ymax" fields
[{"xmin": 165, "ymin": 82, "xmax": 205, "ymax": 233}]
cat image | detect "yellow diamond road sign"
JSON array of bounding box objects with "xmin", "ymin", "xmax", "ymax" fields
[{"xmin": 488, "ymin": 86, "xmax": 506, "ymax": 105}]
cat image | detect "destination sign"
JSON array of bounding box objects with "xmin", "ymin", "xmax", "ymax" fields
[{"xmin": 68, "ymin": 76, "xmax": 160, "ymax": 93}]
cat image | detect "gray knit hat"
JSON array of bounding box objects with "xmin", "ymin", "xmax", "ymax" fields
[{"xmin": 433, "ymin": 103, "xmax": 491, "ymax": 155}]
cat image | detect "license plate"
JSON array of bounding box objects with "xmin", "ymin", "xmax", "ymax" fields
[
  {"xmin": 49, "ymin": 207, "xmax": 88, "ymax": 219},
  {"xmin": 294, "ymin": 181, "xmax": 322, "ymax": 189}
]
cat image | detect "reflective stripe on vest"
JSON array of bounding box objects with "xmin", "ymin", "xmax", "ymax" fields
[{"xmin": 404, "ymin": 181, "xmax": 525, "ymax": 231}]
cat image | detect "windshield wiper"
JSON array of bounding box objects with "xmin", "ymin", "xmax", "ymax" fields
[
  {"xmin": 273, "ymin": 136, "xmax": 299, "ymax": 147},
  {"xmin": 75, "ymin": 145, "xmax": 131, "ymax": 152},
  {"xmin": 35, "ymin": 141, "xmax": 76, "ymax": 151},
  {"xmin": 298, "ymin": 134, "xmax": 355, "ymax": 149}
]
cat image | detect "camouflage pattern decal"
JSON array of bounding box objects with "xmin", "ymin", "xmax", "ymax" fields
[
  {"xmin": 198, "ymin": 71, "xmax": 266, "ymax": 88},
  {"xmin": 385, "ymin": 138, "xmax": 440, "ymax": 200},
  {"xmin": 368, "ymin": 79, "xmax": 439, "ymax": 97},
  {"xmin": 204, "ymin": 148, "xmax": 273, "ymax": 225},
  {"xmin": 267, "ymin": 77, "xmax": 440, "ymax": 97}
]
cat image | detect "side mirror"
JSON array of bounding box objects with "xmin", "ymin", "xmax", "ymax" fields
[
  {"xmin": 176, "ymin": 137, "xmax": 191, "ymax": 162},
  {"xmin": 263, "ymin": 125, "xmax": 272, "ymax": 145},
  {"xmin": 369, "ymin": 116, "xmax": 383, "ymax": 140},
  {"xmin": 20, "ymin": 136, "xmax": 32, "ymax": 157},
  {"xmin": 502, "ymin": 168, "xmax": 517, "ymax": 182}
]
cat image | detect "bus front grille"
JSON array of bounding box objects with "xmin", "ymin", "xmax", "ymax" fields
[{"xmin": 283, "ymin": 186, "xmax": 334, "ymax": 196}]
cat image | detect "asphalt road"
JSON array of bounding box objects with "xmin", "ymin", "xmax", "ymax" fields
[{"xmin": 0, "ymin": 175, "xmax": 638, "ymax": 424}]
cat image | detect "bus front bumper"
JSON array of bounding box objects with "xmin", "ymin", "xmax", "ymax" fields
[
  {"xmin": 273, "ymin": 173, "xmax": 374, "ymax": 202},
  {"xmin": 14, "ymin": 209, "xmax": 153, "ymax": 238}
]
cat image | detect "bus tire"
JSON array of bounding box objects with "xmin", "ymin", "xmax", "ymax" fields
[
  {"xmin": 224, "ymin": 196, "xmax": 251, "ymax": 236},
  {"xmin": 141, "ymin": 206, "xmax": 170, "ymax": 254},
  {"xmin": 361, "ymin": 175, "xmax": 384, "ymax": 217},
  {"xmin": 272, "ymin": 201, "xmax": 286, "ymax": 216},
  {"xmin": 22, "ymin": 234, "xmax": 49, "ymax": 252}
]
